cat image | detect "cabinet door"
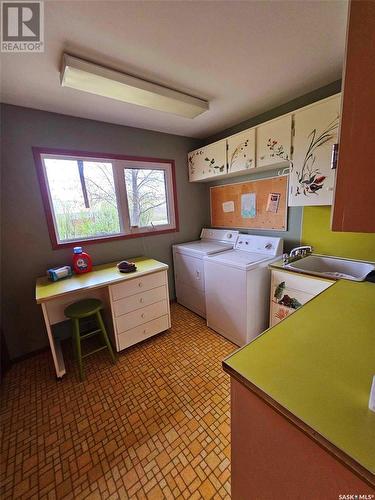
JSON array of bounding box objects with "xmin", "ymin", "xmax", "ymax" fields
[
  {"xmin": 289, "ymin": 96, "xmax": 340, "ymax": 206},
  {"xmin": 332, "ymin": 1, "xmax": 375, "ymax": 232},
  {"xmin": 256, "ymin": 115, "xmax": 292, "ymax": 169},
  {"xmin": 188, "ymin": 140, "xmax": 227, "ymax": 182},
  {"xmin": 269, "ymin": 270, "xmax": 333, "ymax": 327},
  {"xmin": 270, "ymin": 284, "xmax": 313, "ymax": 326},
  {"xmin": 227, "ymin": 128, "xmax": 255, "ymax": 174}
]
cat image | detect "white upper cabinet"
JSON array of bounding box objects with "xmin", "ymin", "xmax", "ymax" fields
[
  {"xmin": 289, "ymin": 95, "xmax": 340, "ymax": 206},
  {"xmin": 187, "ymin": 94, "xmax": 341, "ymax": 184},
  {"xmin": 188, "ymin": 139, "xmax": 227, "ymax": 182},
  {"xmin": 256, "ymin": 115, "xmax": 292, "ymax": 169},
  {"xmin": 227, "ymin": 128, "xmax": 256, "ymax": 174}
]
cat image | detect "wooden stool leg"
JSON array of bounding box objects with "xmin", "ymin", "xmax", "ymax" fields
[
  {"xmin": 96, "ymin": 312, "xmax": 116, "ymax": 364},
  {"xmin": 73, "ymin": 318, "xmax": 84, "ymax": 381}
]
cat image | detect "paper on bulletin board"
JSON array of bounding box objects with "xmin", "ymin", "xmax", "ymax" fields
[
  {"xmin": 222, "ymin": 200, "xmax": 235, "ymax": 213},
  {"xmin": 241, "ymin": 192, "xmax": 256, "ymax": 218}
]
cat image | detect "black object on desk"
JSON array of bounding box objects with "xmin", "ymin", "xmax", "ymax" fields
[{"xmin": 117, "ymin": 260, "xmax": 137, "ymax": 273}]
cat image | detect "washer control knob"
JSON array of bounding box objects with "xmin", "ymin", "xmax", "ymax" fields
[
  {"xmin": 265, "ymin": 243, "xmax": 272, "ymax": 249},
  {"xmin": 227, "ymin": 233, "xmax": 232, "ymax": 238}
]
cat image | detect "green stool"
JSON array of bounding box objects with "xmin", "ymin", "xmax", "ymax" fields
[{"xmin": 64, "ymin": 298, "xmax": 116, "ymax": 381}]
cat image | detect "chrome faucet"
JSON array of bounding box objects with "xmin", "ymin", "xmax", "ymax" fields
[
  {"xmin": 283, "ymin": 245, "xmax": 313, "ymax": 265},
  {"xmin": 290, "ymin": 245, "xmax": 313, "ymax": 258}
]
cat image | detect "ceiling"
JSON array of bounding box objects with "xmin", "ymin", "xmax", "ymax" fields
[{"xmin": 0, "ymin": 0, "xmax": 348, "ymax": 139}]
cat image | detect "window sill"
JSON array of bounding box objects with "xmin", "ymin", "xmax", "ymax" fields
[{"xmin": 51, "ymin": 227, "xmax": 179, "ymax": 250}]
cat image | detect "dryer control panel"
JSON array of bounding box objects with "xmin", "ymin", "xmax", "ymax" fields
[
  {"xmin": 200, "ymin": 228, "xmax": 239, "ymax": 243},
  {"xmin": 235, "ymin": 235, "xmax": 283, "ymax": 256}
]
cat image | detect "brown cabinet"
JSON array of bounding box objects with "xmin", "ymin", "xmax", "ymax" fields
[
  {"xmin": 332, "ymin": 0, "xmax": 375, "ymax": 232},
  {"xmin": 230, "ymin": 378, "xmax": 375, "ymax": 499}
]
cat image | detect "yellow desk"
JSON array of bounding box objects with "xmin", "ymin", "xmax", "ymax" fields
[{"xmin": 36, "ymin": 257, "xmax": 170, "ymax": 378}]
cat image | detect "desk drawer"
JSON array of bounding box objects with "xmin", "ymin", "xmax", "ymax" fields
[
  {"xmin": 110, "ymin": 271, "xmax": 166, "ymax": 301},
  {"xmin": 117, "ymin": 315, "xmax": 169, "ymax": 350},
  {"xmin": 113, "ymin": 286, "xmax": 167, "ymax": 317},
  {"xmin": 115, "ymin": 299, "xmax": 168, "ymax": 334}
]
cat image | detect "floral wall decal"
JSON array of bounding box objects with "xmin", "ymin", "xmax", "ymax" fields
[
  {"xmin": 204, "ymin": 156, "xmax": 225, "ymax": 174},
  {"xmin": 188, "ymin": 149, "xmax": 204, "ymax": 176},
  {"xmin": 275, "ymin": 307, "xmax": 290, "ymax": 322},
  {"xmin": 229, "ymin": 139, "xmax": 253, "ymax": 171},
  {"xmin": 273, "ymin": 280, "xmax": 302, "ymax": 313},
  {"xmin": 267, "ymin": 138, "xmax": 290, "ymax": 162},
  {"xmin": 293, "ymin": 115, "xmax": 339, "ymax": 197}
]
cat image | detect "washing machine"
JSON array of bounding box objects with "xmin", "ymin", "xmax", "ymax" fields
[
  {"xmin": 173, "ymin": 228, "xmax": 239, "ymax": 317},
  {"xmin": 204, "ymin": 234, "xmax": 283, "ymax": 346}
]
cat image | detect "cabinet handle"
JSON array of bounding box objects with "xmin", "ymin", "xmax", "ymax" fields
[
  {"xmin": 139, "ymin": 297, "xmax": 143, "ymax": 303},
  {"xmin": 141, "ymin": 313, "xmax": 145, "ymax": 318},
  {"xmin": 138, "ymin": 282, "xmax": 143, "ymax": 287},
  {"xmin": 143, "ymin": 329, "xmax": 146, "ymax": 335},
  {"xmin": 331, "ymin": 143, "xmax": 339, "ymax": 169}
]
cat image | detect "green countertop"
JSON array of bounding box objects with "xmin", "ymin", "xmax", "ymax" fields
[
  {"xmin": 36, "ymin": 257, "xmax": 168, "ymax": 303},
  {"xmin": 223, "ymin": 279, "xmax": 375, "ymax": 477}
]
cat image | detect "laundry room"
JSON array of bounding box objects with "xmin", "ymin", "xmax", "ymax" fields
[{"xmin": 1, "ymin": 1, "xmax": 375, "ymax": 499}]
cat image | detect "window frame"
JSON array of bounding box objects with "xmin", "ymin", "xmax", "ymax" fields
[{"xmin": 33, "ymin": 147, "xmax": 179, "ymax": 249}]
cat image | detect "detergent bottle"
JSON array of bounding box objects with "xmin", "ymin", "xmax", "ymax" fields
[{"xmin": 72, "ymin": 247, "xmax": 93, "ymax": 274}]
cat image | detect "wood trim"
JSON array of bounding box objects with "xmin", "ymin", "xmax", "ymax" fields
[
  {"xmin": 32, "ymin": 147, "xmax": 180, "ymax": 249},
  {"xmin": 33, "ymin": 147, "xmax": 60, "ymax": 249},
  {"xmin": 223, "ymin": 362, "xmax": 375, "ymax": 488},
  {"xmin": 331, "ymin": 0, "xmax": 375, "ymax": 232}
]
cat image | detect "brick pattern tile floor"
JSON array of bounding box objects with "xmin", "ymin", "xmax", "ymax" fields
[{"xmin": 1, "ymin": 304, "xmax": 236, "ymax": 499}]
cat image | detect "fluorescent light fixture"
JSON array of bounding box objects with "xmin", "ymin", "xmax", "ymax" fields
[{"xmin": 61, "ymin": 54, "xmax": 209, "ymax": 118}]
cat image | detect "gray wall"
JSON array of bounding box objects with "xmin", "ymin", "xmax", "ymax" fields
[
  {"xmin": 0, "ymin": 104, "xmax": 208, "ymax": 359},
  {"xmin": 202, "ymin": 80, "xmax": 342, "ymax": 250},
  {"xmin": 204, "ymin": 80, "xmax": 342, "ymax": 144}
]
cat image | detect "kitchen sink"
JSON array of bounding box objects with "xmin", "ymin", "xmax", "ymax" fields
[{"xmin": 285, "ymin": 255, "xmax": 375, "ymax": 281}]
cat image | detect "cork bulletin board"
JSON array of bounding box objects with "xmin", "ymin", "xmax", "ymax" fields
[{"xmin": 210, "ymin": 175, "xmax": 288, "ymax": 231}]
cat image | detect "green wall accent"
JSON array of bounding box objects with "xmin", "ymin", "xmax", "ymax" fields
[{"xmin": 302, "ymin": 206, "xmax": 375, "ymax": 261}]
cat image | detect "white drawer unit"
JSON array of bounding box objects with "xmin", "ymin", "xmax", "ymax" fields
[
  {"xmin": 270, "ymin": 269, "xmax": 333, "ymax": 327},
  {"xmin": 109, "ymin": 269, "xmax": 171, "ymax": 351},
  {"xmin": 117, "ymin": 315, "xmax": 170, "ymax": 351},
  {"xmin": 112, "ymin": 286, "xmax": 167, "ymax": 317},
  {"xmin": 110, "ymin": 271, "xmax": 166, "ymax": 301},
  {"xmin": 115, "ymin": 300, "xmax": 169, "ymax": 335}
]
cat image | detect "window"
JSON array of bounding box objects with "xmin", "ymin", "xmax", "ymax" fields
[{"xmin": 33, "ymin": 148, "xmax": 178, "ymax": 248}]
